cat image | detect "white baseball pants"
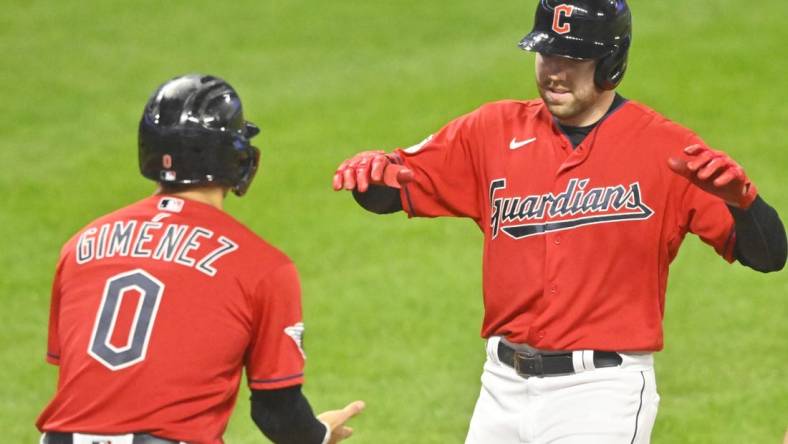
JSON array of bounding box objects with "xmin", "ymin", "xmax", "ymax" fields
[{"xmin": 465, "ymin": 337, "xmax": 659, "ymax": 444}]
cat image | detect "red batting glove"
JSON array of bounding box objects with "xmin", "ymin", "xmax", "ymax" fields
[
  {"xmin": 332, "ymin": 150, "xmax": 414, "ymax": 192},
  {"xmin": 667, "ymin": 144, "xmax": 758, "ymax": 209}
]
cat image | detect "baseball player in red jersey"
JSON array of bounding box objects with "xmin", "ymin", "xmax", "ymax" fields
[
  {"xmin": 37, "ymin": 74, "xmax": 364, "ymax": 444},
  {"xmin": 332, "ymin": 1, "xmax": 786, "ymax": 442}
]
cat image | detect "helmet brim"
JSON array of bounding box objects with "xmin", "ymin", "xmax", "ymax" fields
[{"xmin": 518, "ymin": 31, "xmax": 612, "ymax": 60}]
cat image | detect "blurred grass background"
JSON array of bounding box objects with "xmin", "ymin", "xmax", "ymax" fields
[{"xmin": 1, "ymin": 0, "xmax": 786, "ymax": 442}]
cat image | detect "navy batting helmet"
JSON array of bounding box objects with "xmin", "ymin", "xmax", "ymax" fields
[
  {"xmin": 138, "ymin": 74, "xmax": 260, "ymax": 196},
  {"xmin": 519, "ymin": 0, "xmax": 632, "ymax": 90}
]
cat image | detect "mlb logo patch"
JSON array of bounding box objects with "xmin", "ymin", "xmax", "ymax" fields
[{"xmin": 158, "ymin": 197, "xmax": 185, "ymax": 213}]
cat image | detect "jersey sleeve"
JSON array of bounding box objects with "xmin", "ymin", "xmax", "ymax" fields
[
  {"xmin": 246, "ymin": 261, "xmax": 307, "ymax": 390},
  {"xmin": 395, "ymin": 107, "xmax": 485, "ymax": 222},
  {"xmin": 46, "ymin": 254, "xmax": 66, "ymax": 365},
  {"xmin": 677, "ymin": 137, "xmax": 737, "ymax": 262}
]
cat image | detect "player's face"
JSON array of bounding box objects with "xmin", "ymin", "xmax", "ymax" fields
[{"xmin": 535, "ymin": 53, "xmax": 605, "ymax": 126}]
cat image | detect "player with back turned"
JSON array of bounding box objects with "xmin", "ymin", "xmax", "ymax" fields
[
  {"xmin": 37, "ymin": 74, "xmax": 364, "ymax": 444},
  {"xmin": 333, "ymin": 1, "xmax": 786, "ymax": 442}
]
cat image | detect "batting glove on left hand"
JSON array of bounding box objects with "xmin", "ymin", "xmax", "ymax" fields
[{"xmin": 668, "ymin": 144, "xmax": 758, "ymax": 209}]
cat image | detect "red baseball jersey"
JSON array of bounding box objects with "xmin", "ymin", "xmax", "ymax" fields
[
  {"xmin": 37, "ymin": 195, "xmax": 306, "ymax": 443},
  {"xmin": 396, "ymin": 99, "xmax": 735, "ymax": 351}
]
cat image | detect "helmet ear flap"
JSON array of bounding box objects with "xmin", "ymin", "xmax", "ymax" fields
[
  {"xmin": 594, "ymin": 38, "xmax": 630, "ymax": 90},
  {"xmin": 231, "ymin": 145, "xmax": 260, "ymax": 197}
]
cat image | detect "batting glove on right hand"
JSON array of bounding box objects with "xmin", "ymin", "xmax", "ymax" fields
[{"xmin": 332, "ymin": 150, "xmax": 414, "ymax": 192}]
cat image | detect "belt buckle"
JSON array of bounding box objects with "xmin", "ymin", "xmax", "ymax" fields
[{"xmin": 513, "ymin": 350, "xmax": 543, "ymax": 378}]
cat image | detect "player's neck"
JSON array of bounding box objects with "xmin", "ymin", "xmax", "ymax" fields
[
  {"xmin": 155, "ymin": 185, "xmax": 227, "ymax": 210},
  {"xmin": 556, "ymin": 90, "xmax": 616, "ymax": 127}
]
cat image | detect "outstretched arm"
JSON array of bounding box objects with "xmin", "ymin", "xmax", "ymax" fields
[{"xmin": 668, "ymin": 144, "xmax": 786, "ymax": 272}]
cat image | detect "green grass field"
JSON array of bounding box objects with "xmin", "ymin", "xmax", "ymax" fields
[{"xmin": 2, "ymin": 1, "xmax": 786, "ymax": 442}]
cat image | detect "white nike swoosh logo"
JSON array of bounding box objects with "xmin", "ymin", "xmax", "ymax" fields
[{"xmin": 509, "ymin": 137, "xmax": 537, "ymax": 150}]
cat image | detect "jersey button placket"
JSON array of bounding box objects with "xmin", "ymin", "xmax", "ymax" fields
[{"xmin": 543, "ymin": 170, "xmax": 563, "ymax": 303}]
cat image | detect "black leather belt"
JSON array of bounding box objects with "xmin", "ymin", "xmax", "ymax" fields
[
  {"xmin": 497, "ymin": 340, "xmax": 622, "ymax": 378},
  {"xmin": 42, "ymin": 432, "xmax": 180, "ymax": 444}
]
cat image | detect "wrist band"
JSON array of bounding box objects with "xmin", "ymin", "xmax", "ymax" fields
[{"xmin": 318, "ymin": 419, "xmax": 331, "ymax": 444}]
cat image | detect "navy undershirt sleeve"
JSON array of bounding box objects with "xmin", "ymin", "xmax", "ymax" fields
[
  {"xmin": 250, "ymin": 386, "xmax": 327, "ymax": 444},
  {"xmin": 353, "ymin": 185, "xmax": 402, "ymax": 214},
  {"xmin": 729, "ymin": 195, "xmax": 787, "ymax": 272}
]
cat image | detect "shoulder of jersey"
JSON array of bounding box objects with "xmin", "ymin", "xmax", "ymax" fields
[
  {"xmin": 59, "ymin": 199, "xmax": 150, "ymax": 257},
  {"xmin": 471, "ymin": 99, "xmax": 545, "ymax": 123},
  {"xmin": 172, "ymin": 200, "xmax": 293, "ymax": 265},
  {"xmin": 221, "ymin": 217, "xmax": 292, "ymax": 264},
  {"xmin": 624, "ymin": 100, "xmax": 706, "ymax": 147},
  {"xmin": 478, "ymin": 99, "xmax": 543, "ymax": 113}
]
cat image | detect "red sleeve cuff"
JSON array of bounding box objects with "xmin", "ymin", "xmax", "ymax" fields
[
  {"xmin": 248, "ymin": 373, "xmax": 304, "ymax": 390},
  {"xmin": 392, "ymin": 150, "xmax": 416, "ymax": 218},
  {"xmin": 46, "ymin": 352, "xmax": 60, "ymax": 365},
  {"xmin": 722, "ymin": 230, "xmax": 736, "ymax": 263}
]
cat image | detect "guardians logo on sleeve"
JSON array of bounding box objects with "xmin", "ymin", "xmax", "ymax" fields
[
  {"xmin": 284, "ymin": 322, "xmax": 306, "ymax": 359},
  {"xmin": 489, "ymin": 178, "xmax": 653, "ymax": 239}
]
